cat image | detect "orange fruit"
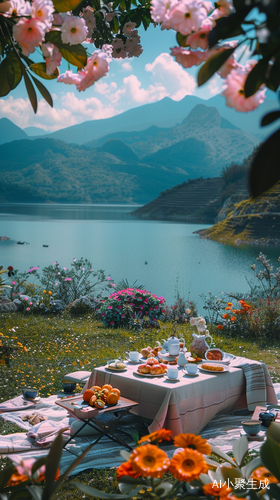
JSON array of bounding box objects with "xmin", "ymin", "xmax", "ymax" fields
[
  {"xmin": 94, "ymin": 399, "xmax": 105, "ymax": 409},
  {"xmin": 102, "ymin": 384, "xmax": 113, "ymax": 391},
  {"xmin": 110, "ymin": 388, "xmax": 121, "ymax": 398},
  {"xmin": 91, "ymin": 385, "xmax": 102, "ymax": 392},
  {"xmin": 107, "ymin": 392, "xmax": 119, "ymax": 405},
  {"xmin": 89, "ymin": 394, "xmax": 97, "ymax": 406},
  {"xmin": 83, "ymin": 389, "xmax": 96, "ymax": 402}
]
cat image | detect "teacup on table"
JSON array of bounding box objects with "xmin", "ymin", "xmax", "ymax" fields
[
  {"xmin": 241, "ymin": 420, "xmax": 262, "ymax": 436},
  {"xmin": 167, "ymin": 367, "xmax": 179, "ymax": 380},
  {"xmin": 125, "ymin": 351, "xmax": 140, "ymax": 362},
  {"xmin": 186, "ymin": 363, "xmax": 198, "ymax": 375}
]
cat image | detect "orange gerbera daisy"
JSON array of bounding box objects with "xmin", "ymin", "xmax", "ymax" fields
[
  {"xmin": 203, "ymin": 483, "xmax": 232, "ymax": 497},
  {"xmin": 170, "ymin": 448, "xmax": 208, "ymax": 482},
  {"xmin": 117, "ymin": 461, "xmax": 141, "ymax": 479},
  {"xmin": 223, "ymin": 314, "xmax": 230, "ymax": 319},
  {"xmin": 7, "ymin": 472, "xmax": 29, "ymax": 487},
  {"xmin": 251, "ymin": 467, "xmax": 279, "ymax": 486},
  {"xmin": 138, "ymin": 429, "xmax": 173, "ymax": 445},
  {"xmin": 227, "ymin": 302, "xmax": 233, "ymax": 307},
  {"xmin": 173, "ymin": 433, "xmax": 211, "ymax": 455},
  {"xmin": 217, "ymin": 325, "xmax": 223, "ymax": 330},
  {"xmin": 230, "ymin": 316, "xmax": 237, "ymax": 321},
  {"xmin": 130, "ymin": 444, "xmax": 170, "ymax": 478},
  {"xmin": 225, "ymin": 307, "xmax": 232, "ymax": 310}
]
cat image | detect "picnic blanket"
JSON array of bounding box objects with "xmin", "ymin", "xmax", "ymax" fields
[{"xmin": 230, "ymin": 357, "xmax": 278, "ymax": 410}]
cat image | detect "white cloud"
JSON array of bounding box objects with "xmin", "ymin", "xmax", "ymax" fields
[
  {"xmin": 208, "ymin": 76, "xmax": 221, "ymax": 96},
  {"xmin": 122, "ymin": 62, "xmax": 132, "ymax": 72},
  {"xmin": 122, "ymin": 74, "xmax": 167, "ymax": 103},
  {"xmin": 145, "ymin": 53, "xmax": 196, "ymax": 101},
  {"xmin": 0, "ymin": 92, "xmax": 119, "ymax": 131}
]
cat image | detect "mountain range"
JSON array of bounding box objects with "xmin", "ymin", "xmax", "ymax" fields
[
  {"xmin": 0, "ymin": 104, "xmax": 259, "ymax": 204},
  {"xmin": 0, "ymin": 93, "xmax": 279, "ymax": 148}
]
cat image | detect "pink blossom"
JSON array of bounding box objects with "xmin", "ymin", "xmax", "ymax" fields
[
  {"xmin": 222, "ymin": 67, "xmax": 266, "ymax": 112},
  {"xmin": 76, "ymin": 51, "xmax": 109, "ymax": 91},
  {"xmin": 0, "ymin": 0, "xmax": 31, "ymax": 16},
  {"xmin": 32, "ymin": 0, "xmax": 54, "ymax": 28},
  {"xmin": 123, "ymin": 22, "xmax": 136, "ymax": 36},
  {"xmin": 12, "ymin": 281, "xmax": 16, "ymax": 285},
  {"xmin": 218, "ymin": 54, "xmax": 239, "ymax": 78},
  {"xmin": 57, "ymin": 70, "xmax": 82, "ymax": 86},
  {"xmin": 82, "ymin": 6, "xmax": 96, "ymax": 36},
  {"xmin": 13, "ymin": 18, "xmax": 45, "ymax": 56},
  {"xmin": 53, "ymin": 12, "xmax": 63, "ymax": 25},
  {"xmin": 63, "ymin": 267, "xmax": 66, "ymax": 270},
  {"xmin": 110, "ymin": 283, "xmax": 115, "ymax": 286},
  {"xmin": 12, "ymin": 293, "xmax": 15, "ymax": 296},
  {"xmin": 24, "ymin": 297, "xmax": 28, "ymax": 301},
  {"xmin": 151, "ymin": 0, "xmax": 177, "ymax": 29},
  {"xmin": 65, "ymin": 277, "xmax": 72, "ymax": 281},
  {"xmin": 27, "ymin": 307, "xmax": 30, "ymax": 311},
  {"xmin": 45, "ymin": 45, "xmax": 62, "ymax": 75},
  {"xmin": 73, "ymin": 259, "xmax": 76, "ymax": 262},
  {"xmin": 29, "ymin": 302, "xmax": 33, "ymax": 305},
  {"xmin": 186, "ymin": 23, "xmax": 211, "ymax": 50},
  {"xmin": 61, "ymin": 15, "xmax": 88, "ymax": 45},
  {"xmin": 108, "ymin": 306, "xmax": 113, "ymax": 309},
  {"xmin": 168, "ymin": 0, "xmax": 208, "ymax": 36},
  {"xmin": 106, "ymin": 276, "xmax": 111, "ymax": 280},
  {"xmin": 171, "ymin": 46, "xmax": 206, "ymax": 68},
  {"xmin": 101, "ymin": 312, "xmax": 105, "ymax": 316},
  {"xmin": 144, "ymin": 298, "xmax": 149, "ymax": 304}
]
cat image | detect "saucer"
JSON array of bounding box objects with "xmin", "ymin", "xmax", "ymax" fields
[
  {"xmin": 183, "ymin": 371, "xmax": 199, "ymax": 377},
  {"xmin": 165, "ymin": 375, "xmax": 180, "ymax": 382},
  {"xmin": 23, "ymin": 396, "xmax": 41, "ymax": 403},
  {"xmin": 125, "ymin": 359, "xmax": 142, "ymax": 365}
]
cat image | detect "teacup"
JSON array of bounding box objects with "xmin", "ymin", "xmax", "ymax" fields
[
  {"xmin": 186, "ymin": 363, "xmax": 198, "ymax": 375},
  {"xmin": 22, "ymin": 387, "xmax": 39, "ymax": 399},
  {"xmin": 241, "ymin": 420, "xmax": 262, "ymax": 436},
  {"xmin": 125, "ymin": 351, "xmax": 140, "ymax": 362},
  {"xmin": 167, "ymin": 367, "xmax": 179, "ymax": 380}
]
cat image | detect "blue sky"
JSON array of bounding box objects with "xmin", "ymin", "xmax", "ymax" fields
[{"xmin": 0, "ymin": 24, "xmax": 225, "ymax": 132}]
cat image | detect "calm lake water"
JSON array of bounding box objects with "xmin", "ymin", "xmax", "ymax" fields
[{"xmin": 1, "ymin": 203, "xmax": 280, "ymax": 312}]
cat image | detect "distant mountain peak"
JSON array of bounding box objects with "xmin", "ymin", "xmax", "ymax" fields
[
  {"xmin": 0, "ymin": 118, "xmax": 28, "ymax": 146},
  {"xmin": 99, "ymin": 139, "xmax": 139, "ymax": 162},
  {"xmin": 182, "ymin": 104, "xmax": 221, "ymax": 126}
]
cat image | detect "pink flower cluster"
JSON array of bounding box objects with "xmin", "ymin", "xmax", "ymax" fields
[
  {"xmin": 150, "ymin": 0, "xmax": 266, "ymax": 112},
  {"xmin": 112, "ymin": 23, "xmax": 143, "ymax": 59},
  {"xmin": 58, "ymin": 50, "xmax": 109, "ymax": 92}
]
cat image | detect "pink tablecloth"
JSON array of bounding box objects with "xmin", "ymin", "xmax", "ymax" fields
[{"xmin": 83, "ymin": 357, "xmax": 277, "ymax": 435}]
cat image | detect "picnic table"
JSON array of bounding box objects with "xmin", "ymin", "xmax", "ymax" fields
[{"xmin": 83, "ymin": 356, "xmax": 278, "ymax": 435}]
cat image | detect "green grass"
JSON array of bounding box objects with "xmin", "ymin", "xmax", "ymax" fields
[{"xmin": 0, "ymin": 312, "xmax": 279, "ymax": 498}]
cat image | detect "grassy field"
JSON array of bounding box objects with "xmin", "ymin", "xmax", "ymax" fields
[{"xmin": 0, "ymin": 312, "xmax": 279, "ymax": 498}]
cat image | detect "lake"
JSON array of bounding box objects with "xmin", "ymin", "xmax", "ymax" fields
[{"xmin": 1, "ymin": 203, "xmax": 280, "ymax": 312}]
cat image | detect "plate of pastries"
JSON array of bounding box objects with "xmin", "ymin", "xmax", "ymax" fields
[
  {"xmin": 198, "ymin": 363, "xmax": 228, "ymax": 373},
  {"xmin": 136, "ymin": 357, "xmax": 168, "ymax": 377}
]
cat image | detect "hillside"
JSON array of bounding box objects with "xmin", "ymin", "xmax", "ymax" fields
[
  {"xmin": 0, "ymin": 138, "xmax": 191, "ymax": 204},
  {"xmin": 87, "ymin": 105, "xmax": 258, "ymax": 177},
  {"xmin": 132, "ymin": 178, "xmax": 224, "ymax": 222},
  {"xmin": 0, "ymin": 105, "xmax": 258, "ymax": 205},
  {"xmin": 198, "ymin": 184, "xmax": 280, "ymax": 245},
  {"xmin": 0, "ymin": 118, "xmax": 28, "ymax": 145}
]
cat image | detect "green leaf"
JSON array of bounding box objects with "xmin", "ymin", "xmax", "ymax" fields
[
  {"xmin": 30, "ymin": 74, "xmax": 53, "ymax": 107},
  {"xmin": 0, "ymin": 57, "xmax": 12, "ymax": 97},
  {"xmin": 210, "ymin": 445, "xmax": 237, "ymax": 467},
  {"xmin": 232, "ymin": 436, "xmax": 248, "ymax": 467},
  {"xmin": 74, "ymin": 482, "xmax": 132, "ymax": 499},
  {"xmin": 92, "ymin": 0, "xmax": 101, "ymax": 10},
  {"xmin": 249, "ymin": 128, "xmax": 280, "ymax": 198},
  {"xmin": 53, "ymin": 0, "xmax": 82, "ymax": 12},
  {"xmin": 118, "ymin": 476, "xmax": 147, "ymax": 494},
  {"xmin": 112, "ymin": 16, "xmax": 119, "ymax": 34},
  {"xmin": 198, "ymin": 47, "xmax": 235, "ymax": 86},
  {"xmin": 260, "ymin": 435, "xmax": 280, "ymax": 481},
  {"xmin": 208, "ymin": 9, "xmax": 247, "ymax": 47},
  {"xmin": 261, "ymin": 110, "xmax": 280, "ymax": 127},
  {"xmin": 0, "ymin": 465, "xmax": 16, "ymax": 489},
  {"xmin": 244, "ymin": 58, "xmax": 269, "ymax": 98},
  {"xmin": 22, "ymin": 64, "xmax": 38, "ymax": 113},
  {"xmin": 176, "ymin": 32, "xmax": 189, "ymax": 47},
  {"xmin": 30, "ymin": 63, "xmax": 58, "ymax": 80},
  {"xmin": 45, "ymin": 31, "xmax": 87, "ymax": 68},
  {"xmin": 268, "ymin": 483, "xmax": 280, "ymax": 500},
  {"xmin": 220, "ymin": 466, "xmax": 244, "ymax": 489},
  {"xmin": 31, "ymin": 457, "xmax": 48, "ymax": 476},
  {"xmin": 6, "ymin": 51, "xmax": 22, "ymax": 91},
  {"xmin": 42, "ymin": 433, "xmax": 63, "ymax": 500},
  {"xmin": 26, "ymin": 485, "xmax": 44, "ymax": 500}
]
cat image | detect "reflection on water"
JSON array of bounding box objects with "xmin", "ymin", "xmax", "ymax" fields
[
  {"xmin": 0, "ymin": 203, "xmax": 141, "ymax": 221},
  {"xmin": 1, "ymin": 203, "xmax": 280, "ymax": 309}
]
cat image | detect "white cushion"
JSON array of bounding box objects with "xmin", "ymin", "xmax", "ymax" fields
[{"xmin": 64, "ymin": 371, "xmax": 91, "ymax": 383}]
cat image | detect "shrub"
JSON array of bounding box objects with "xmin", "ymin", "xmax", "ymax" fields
[{"xmin": 99, "ymin": 288, "xmax": 165, "ymax": 328}]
